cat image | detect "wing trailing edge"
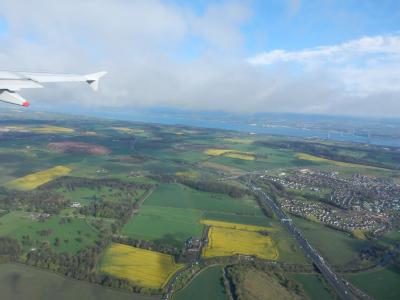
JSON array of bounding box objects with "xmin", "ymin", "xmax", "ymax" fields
[
  {"xmin": 0, "ymin": 70, "xmax": 107, "ymax": 107},
  {"xmin": 0, "ymin": 90, "xmax": 29, "ymax": 107}
]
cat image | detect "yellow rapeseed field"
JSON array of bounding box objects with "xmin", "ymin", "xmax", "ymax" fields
[
  {"xmin": 31, "ymin": 126, "xmax": 75, "ymax": 134},
  {"xmin": 3, "ymin": 125, "xmax": 74, "ymax": 134},
  {"xmin": 100, "ymin": 243, "xmax": 184, "ymax": 289},
  {"xmin": 296, "ymin": 153, "xmax": 386, "ymax": 170},
  {"xmin": 352, "ymin": 229, "xmax": 367, "ymax": 240},
  {"xmin": 175, "ymin": 171, "xmax": 199, "ymax": 179},
  {"xmin": 203, "ymin": 226, "xmax": 278, "ymax": 260},
  {"xmin": 6, "ymin": 166, "xmax": 71, "ymax": 190},
  {"xmin": 223, "ymin": 138, "xmax": 254, "ymax": 144},
  {"xmin": 112, "ymin": 127, "xmax": 145, "ymax": 135},
  {"xmin": 201, "ymin": 219, "xmax": 277, "ymax": 233},
  {"xmin": 204, "ymin": 149, "xmax": 255, "ymax": 160}
]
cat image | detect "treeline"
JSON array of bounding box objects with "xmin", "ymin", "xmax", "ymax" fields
[
  {"xmin": 79, "ymin": 201, "xmax": 133, "ymax": 234},
  {"xmin": 0, "ymin": 189, "xmax": 69, "ymax": 214},
  {"xmin": 255, "ymin": 140, "xmax": 400, "ymax": 170},
  {"xmin": 148, "ymin": 174, "xmax": 250, "ymax": 198},
  {"xmin": 40, "ymin": 176, "xmax": 152, "ymax": 192},
  {"xmin": 112, "ymin": 236, "xmax": 180, "ymax": 258},
  {"xmin": 178, "ymin": 178, "xmax": 250, "ymax": 198},
  {"xmin": 0, "ymin": 237, "xmax": 21, "ymax": 262}
]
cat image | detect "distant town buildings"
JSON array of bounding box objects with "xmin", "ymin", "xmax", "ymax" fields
[{"xmin": 259, "ymin": 169, "xmax": 400, "ymax": 236}]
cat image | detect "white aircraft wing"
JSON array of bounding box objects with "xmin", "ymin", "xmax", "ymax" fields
[{"xmin": 0, "ymin": 70, "xmax": 107, "ymax": 107}]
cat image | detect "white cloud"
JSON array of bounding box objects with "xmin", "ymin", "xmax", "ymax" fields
[
  {"xmin": 0, "ymin": 1, "xmax": 399, "ymax": 117},
  {"xmin": 248, "ymin": 34, "xmax": 400, "ymax": 65}
]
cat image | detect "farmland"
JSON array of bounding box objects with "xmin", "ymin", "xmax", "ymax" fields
[
  {"xmin": 296, "ymin": 152, "xmax": 387, "ymax": 170},
  {"xmin": 203, "ymin": 225, "xmax": 278, "ymax": 260},
  {"xmin": 204, "ymin": 149, "xmax": 256, "ymax": 160},
  {"xmin": 200, "ymin": 219, "xmax": 276, "ymax": 232},
  {"xmin": 142, "ymin": 183, "xmax": 262, "ymax": 215},
  {"xmin": 0, "ymin": 211, "xmax": 98, "ymax": 253},
  {"xmin": 100, "ymin": 243, "xmax": 183, "ymax": 289},
  {"xmin": 289, "ymin": 274, "xmax": 335, "ymax": 300},
  {"xmin": 293, "ymin": 217, "xmax": 367, "ymax": 265},
  {"xmin": 0, "ymin": 263, "xmax": 156, "ymax": 300},
  {"xmin": 232, "ymin": 267, "xmax": 305, "ymax": 300},
  {"xmin": 6, "ymin": 165, "xmax": 71, "ymax": 190},
  {"xmin": 174, "ymin": 266, "xmax": 227, "ymax": 300},
  {"xmin": 122, "ymin": 205, "xmax": 203, "ymax": 246},
  {"xmin": 345, "ymin": 266, "xmax": 400, "ymax": 300},
  {"xmin": 0, "ymin": 112, "xmax": 399, "ymax": 299},
  {"xmin": 122, "ymin": 183, "xmax": 265, "ymax": 246}
]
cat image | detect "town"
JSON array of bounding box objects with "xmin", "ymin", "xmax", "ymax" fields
[{"xmin": 259, "ymin": 169, "xmax": 400, "ymax": 236}]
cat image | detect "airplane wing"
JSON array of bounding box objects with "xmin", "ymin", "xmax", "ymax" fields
[{"xmin": 0, "ymin": 71, "xmax": 107, "ymax": 107}]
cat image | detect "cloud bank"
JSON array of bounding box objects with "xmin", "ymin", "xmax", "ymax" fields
[{"xmin": 0, "ymin": 0, "xmax": 399, "ymax": 117}]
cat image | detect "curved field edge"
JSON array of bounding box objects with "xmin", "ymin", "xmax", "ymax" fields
[
  {"xmin": 173, "ymin": 265, "xmax": 227, "ymax": 300},
  {"xmin": 0, "ymin": 263, "xmax": 158, "ymax": 300},
  {"xmin": 203, "ymin": 226, "xmax": 279, "ymax": 260},
  {"xmin": 100, "ymin": 243, "xmax": 184, "ymax": 289},
  {"xmin": 6, "ymin": 165, "xmax": 71, "ymax": 190}
]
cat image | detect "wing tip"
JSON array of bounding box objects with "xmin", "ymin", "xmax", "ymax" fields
[{"xmin": 86, "ymin": 71, "xmax": 107, "ymax": 91}]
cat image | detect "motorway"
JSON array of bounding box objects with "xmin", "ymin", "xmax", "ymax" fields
[{"xmin": 246, "ymin": 178, "xmax": 356, "ymax": 300}]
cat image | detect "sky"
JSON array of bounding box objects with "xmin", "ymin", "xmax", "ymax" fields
[{"xmin": 0, "ymin": 0, "xmax": 399, "ymax": 117}]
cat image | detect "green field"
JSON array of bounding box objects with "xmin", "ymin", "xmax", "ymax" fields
[
  {"xmin": 122, "ymin": 206, "xmax": 203, "ymax": 246},
  {"xmin": 58, "ymin": 186, "xmax": 146, "ymax": 205},
  {"xmin": 1, "ymin": 115, "xmax": 399, "ymax": 299},
  {"xmin": 174, "ymin": 266, "xmax": 227, "ymax": 300},
  {"xmin": 376, "ymin": 228, "xmax": 400, "ymax": 249},
  {"xmin": 270, "ymin": 224, "xmax": 309, "ymax": 265},
  {"xmin": 122, "ymin": 183, "xmax": 308, "ymax": 261},
  {"xmin": 0, "ymin": 263, "xmax": 158, "ymax": 300},
  {"xmin": 293, "ymin": 217, "xmax": 367, "ymax": 265},
  {"xmin": 122, "ymin": 183, "xmax": 268, "ymax": 246},
  {"xmin": 345, "ymin": 266, "xmax": 400, "ymax": 300},
  {"xmin": 144, "ymin": 183, "xmax": 262, "ymax": 215},
  {"xmin": 0, "ymin": 211, "xmax": 98, "ymax": 253},
  {"xmin": 207, "ymin": 144, "xmax": 309, "ymax": 171},
  {"xmin": 290, "ymin": 274, "xmax": 335, "ymax": 300}
]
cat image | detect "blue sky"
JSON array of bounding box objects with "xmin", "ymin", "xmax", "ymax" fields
[
  {"xmin": 0, "ymin": 0, "xmax": 399, "ymax": 117},
  {"xmin": 170, "ymin": 0, "xmax": 400, "ymax": 57},
  {"xmin": 244, "ymin": 0, "xmax": 400, "ymax": 52}
]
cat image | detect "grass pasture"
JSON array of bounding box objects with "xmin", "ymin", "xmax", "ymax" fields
[
  {"xmin": 100, "ymin": 243, "xmax": 183, "ymax": 289},
  {"xmin": 345, "ymin": 266, "xmax": 400, "ymax": 300},
  {"xmin": 238, "ymin": 268, "xmax": 304, "ymax": 300},
  {"xmin": 174, "ymin": 266, "xmax": 227, "ymax": 300},
  {"xmin": 6, "ymin": 165, "xmax": 71, "ymax": 190},
  {"xmin": 293, "ymin": 217, "xmax": 367, "ymax": 265},
  {"xmin": 203, "ymin": 225, "xmax": 278, "ymax": 260},
  {"xmin": 207, "ymin": 147, "xmax": 301, "ymax": 171},
  {"xmin": 290, "ymin": 274, "xmax": 335, "ymax": 300},
  {"xmin": 0, "ymin": 211, "xmax": 98, "ymax": 253},
  {"xmin": 122, "ymin": 205, "xmax": 203, "ymax": 247},
  {"xmin": 58, "ymin": 185, "xmax": 146, "ymax": 205},
  {"xmin": 122, "ymin": 183, "xmax": 266, "ymax": 246},
  {"xmin": 144, "ymin": 183, "xmax": 262, "ymax": 216},
  {"xmin": 200, "ymin": 161, "xmax": 244, "ymax": 175}
]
